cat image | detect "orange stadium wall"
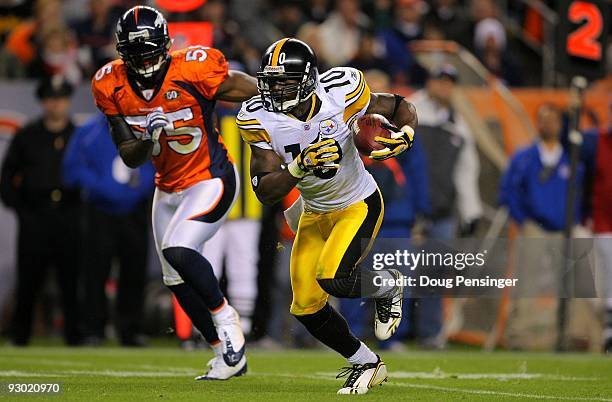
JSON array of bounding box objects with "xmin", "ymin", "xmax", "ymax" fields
[{"xmin": 461, "ymin": 86, "xmax": 610, "ymax": 156}]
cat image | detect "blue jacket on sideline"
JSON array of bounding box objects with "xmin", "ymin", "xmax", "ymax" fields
[
  {"xmin": 367, "ymin": 135, "xmax": 431, "ymax": 236},
  {"xmin": 62, "ymin": 113, "xmax": 155, "ymax": 215},
  {"xmin": 499, "ymin": 142, "xmax": 584, "ymax": 231}
]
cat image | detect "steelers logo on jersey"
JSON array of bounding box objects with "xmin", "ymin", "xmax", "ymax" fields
[{"xmin": 319, "ymin": 118, "xmax": 338, "ymax": 135}]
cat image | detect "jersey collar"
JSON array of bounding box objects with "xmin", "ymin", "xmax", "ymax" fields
[{"xmin": 126, "ymin": 56, "xmax": 173, "ymax": 103}]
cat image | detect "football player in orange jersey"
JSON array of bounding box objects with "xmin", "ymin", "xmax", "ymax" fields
[{"xmin": 91, "ymin": 6, "xmax": 258, "ymax": 380}]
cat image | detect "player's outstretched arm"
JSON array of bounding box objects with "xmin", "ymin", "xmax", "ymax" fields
[
  {"xmin": 107, "ymin": 115, "xmax": 154, "ymax": 168},
  {"xmin": 215, "ymin": 71, "xmax": 259, "ymax": 102},
  {"xmin": 249, "ymin": 145, "xmax": 299, "ymax": 205},
  {"xmin": 364, "ymin": 93, "xmax": 418, "ymax": 160},
  {"xmin": 367, "ymin": 93, "xmax": 418, "ymax": 130}
]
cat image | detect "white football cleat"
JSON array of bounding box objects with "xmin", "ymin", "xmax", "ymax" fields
[
  {"xmin": 212, "ymin": 304, "xmax": 246, "ymax": 367},
  {"xmin": 374, "ymin": 269, "xmax": 404, "ymax": 340},
  {"xmin": 336, "ymin": 355, "xmax": 388, "ymax": 395},
  {"xmin": 195, "ymin": 355, "xmax": 247, "ymax": 380}
]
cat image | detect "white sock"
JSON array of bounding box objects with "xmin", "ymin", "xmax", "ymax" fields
[
  {"xmin": 210, "ymin": 298, "xmax": 232, "ymax": 325},
  {"xmin": 211, "ymin": 341, "xmax": 223, "ymax": 357},
  {"xmin": 347, "ymin": 342, "xmax": 378, "ymax": 365}
]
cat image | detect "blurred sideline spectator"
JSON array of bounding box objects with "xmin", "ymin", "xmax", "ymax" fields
[
  {"xmin": 500, "ymin": 104, "xmax": 584, "ymax": 233},
  {"xmin": 378, "ymin": 0, "xmax": 427, "ymax": 86},
  {"xmin": 62, "ymin": 112, "xmax": 155, "ymax": 347},
  {"xmin": 306, "ymin": 0, "xmax": 331, "ymax": 24},
  {"xmin": 423, "ymin": 0, "xmax": 470, "ymax": 46},
  {"xmin": 410, "ymin": 65, "xmax": 483, "ymax": 234},
  {"xmin": 29, "ymin": 25, "xmax": 81, "ymax": 85},
  {"xmin": 274, "ymin": 1, "xmax": 306, "ymax": 38},
  {"xmin": 196, "ymin": 2, "xmax": 261, "ymax": 75},
  {"xmin": 316, "ymin": 0, "xmax": 370, "ymax": 68},
  {"xmin": 4, "ymin": 0, "xmax": 64, "ymax": 72},
  {"xmin": 467, "ymin": 0, "xmax": 499, "ymax": 43},
  {"xmin": 577, "ymin": 103, "xmax": 612, "ymax": 353},
  {"xmin": 473, "ymin": 17, "xmax": 523, "ymax": 86},
  {"xmin": 0, "ymin": 77, "xmax": 81, "ymax": 346},
  {"xmin": 348, "ymin": 33, "xmax": 391, "ymax": 77},
  {"xmin": 69, "ymin": 0, "xmax": 123, "ymax": 77},
  {"xmin": 229, "ymin": 0, "xmax": 280, "ymax": 52},
  {"xmin": 499, "ymin": 103, "xmax": 586, "ymax": 349},
  {"xmin": 402, "ymin": 65, "xmax": 483, "ymax": 348},
  {"xmin": 0, "ymin": 0, "xmax": 537, "ymax": 88}
]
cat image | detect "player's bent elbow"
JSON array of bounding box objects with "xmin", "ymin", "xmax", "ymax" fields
[
  {"xmin": 255, "ymin": 192, "xmax": 277, "ymax": 206},
  {"xmin": 254, "ymin": 188, "xmax": 279, "ymax": 206},
  {"xmin": 119, "ymin": 151, "xmax": 144, "ymax": 169}
]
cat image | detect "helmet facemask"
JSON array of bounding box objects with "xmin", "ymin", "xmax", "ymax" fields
[
  {"xmin": 117, "ymin": 36, "xmax": 171, "ymax": 82},
  {"xmin": 257, "ymin": 62, "xmax": 317, "ymax": 113}
]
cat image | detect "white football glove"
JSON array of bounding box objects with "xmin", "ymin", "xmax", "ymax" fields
[{"xmin": 144, "ymin": 109, "xmax": 169, "ymax": 142}]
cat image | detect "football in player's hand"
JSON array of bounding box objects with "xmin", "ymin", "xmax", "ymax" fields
[{"xmin": 352, "ymin": 114, "xmax": 398, "ymax": 156}]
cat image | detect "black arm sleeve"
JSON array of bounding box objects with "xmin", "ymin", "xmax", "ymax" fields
[
  {"xmin": 106, "ymin": 115, "xmax": 153, "ymax": 168},
  {"xmin": 107, "ymin": 115, "xmax": 136, "ymax": 146}
]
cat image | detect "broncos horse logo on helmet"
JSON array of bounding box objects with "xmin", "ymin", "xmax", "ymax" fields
[
  {"xmin": 116, "ymin": 6, "xmax": 171, "ymax": 84},
  {"xmin": 257, "ymin": 38, "xmax": 318, "ymax": 113}
]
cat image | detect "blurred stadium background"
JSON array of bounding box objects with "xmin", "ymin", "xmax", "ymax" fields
[{"xmin": 0, "ymin": 0, "xmax": 611, "ymax": 365}]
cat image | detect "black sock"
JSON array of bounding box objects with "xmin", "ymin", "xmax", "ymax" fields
[
  {"xmin": 162, "ymin": 247, "xmax": 224, "ymax": 310},
  {"xmin": 294, "ymin": 303, "xmax": 361, "ymax": 358},
  {"xmin": 168, "ymin": 283, "xmax": 219, "ymax": 344},
  {"xmin": 606, "ymin": 308, "xmax": 612, "ymax": 332}
]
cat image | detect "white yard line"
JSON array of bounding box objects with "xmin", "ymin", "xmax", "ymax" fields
[
  {"xmin": 316, "ymin": 370, "xmax": 598, "ymax": 381},
  {"xmin": 60, "ymin": 370, "xmax": 200, "ymax": 377},
  {"xmin": 1, "ymin": 367, "xmax": 608, "ymax": 401},
  {"xmin": 0, "ymin": 369, "xmax": 199, "ymax": 378},
  {"xmin": 0, "ymin": 370, "xmax": 67, "ymax": 377},
  {"xmin": 391, "ymin": 382, "xmax": 612, "ymax": 402},
  {"xmin": 257, "ymin": 372, "xmax": 611, "ymax": 402}
]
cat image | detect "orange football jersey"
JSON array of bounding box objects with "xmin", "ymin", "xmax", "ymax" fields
[{"xmin": 91, "ymin": 46, "xmax": 233, "ymax": 192}]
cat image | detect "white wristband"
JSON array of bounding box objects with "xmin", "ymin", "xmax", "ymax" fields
[{"xmin": 287, "ymin": 159, "xmax": 306, "ymax": 179}]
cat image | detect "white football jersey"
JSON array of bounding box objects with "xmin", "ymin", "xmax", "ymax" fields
[{"xmin": 237, "ymin": 67, "xmax": 377, "ymax": 213}]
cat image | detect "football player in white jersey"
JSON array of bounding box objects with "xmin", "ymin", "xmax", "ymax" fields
[{"xmin": 237, "ymin": 38, "xmax": 417, "ymax": 395}]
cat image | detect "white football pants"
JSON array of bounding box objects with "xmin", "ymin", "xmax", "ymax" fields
[{"xmin": 152, "ymin": 168, "xmax": 239, "ymax": 287}]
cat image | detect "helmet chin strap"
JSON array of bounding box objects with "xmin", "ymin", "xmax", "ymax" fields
[
  {"xmin": 277, "ymin": 79, "xmax": 317, "ymax": 113},
  {"xmin": 129, "ymin": 56, "xmax": 169, "ymax": 88}
]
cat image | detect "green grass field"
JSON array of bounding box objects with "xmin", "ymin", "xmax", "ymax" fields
[{"xmin": 0, "ymin": 345, "xmax": 611, "ymax": 401}]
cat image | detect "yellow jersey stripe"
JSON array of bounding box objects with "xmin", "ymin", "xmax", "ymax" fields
[
  {"xmin": 236, "ymin": 118, "xmax": 260, "ymax": 125},
  {"xmin": 271, "ymin": 38, "xmax": 290, "ymax": 67},
  {"xmin": 345, "ymin": 71, "xmax": 365, "ymax": 103},
  {"xmin": 238, "ymin": 127, "xmax": 271, "ymax": 144},
  {"xmin": 343, "ymin": 80, "xmax": 371, "ymax": 124}
]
